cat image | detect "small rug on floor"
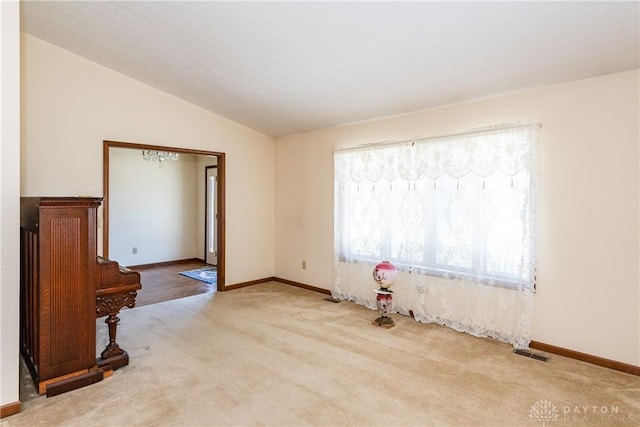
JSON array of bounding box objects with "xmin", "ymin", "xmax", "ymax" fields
[{"xmin": 179, "ymin": 267, "xmax": 217, "ymax": 284}]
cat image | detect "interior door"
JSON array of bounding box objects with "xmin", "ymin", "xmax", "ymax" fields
[{"xmin": 205, "ymin": 166, "xmax": 218, "ymax": 265}]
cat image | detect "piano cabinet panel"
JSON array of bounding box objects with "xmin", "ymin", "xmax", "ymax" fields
[{"xmin": 20, "ymin": 198, "xmax": 100, "ymax": 390}]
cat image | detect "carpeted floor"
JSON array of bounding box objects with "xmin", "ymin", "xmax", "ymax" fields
[{"xmin": 5, "ymin": 282, "xmax": 639, "ymax": 426}]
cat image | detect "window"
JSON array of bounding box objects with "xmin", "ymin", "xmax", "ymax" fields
[
  {"xmin": 335, "ymin": 124, "xmax": 539, "ymax": 288},
  {"xmin": 333, "ymin": 124, "xmax": 540, "ymax": 348}
]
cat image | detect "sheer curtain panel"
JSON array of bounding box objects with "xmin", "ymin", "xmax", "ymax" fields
[{"xmin": 333, "ymin": 124, "xmax": 540, "ymax": 348}]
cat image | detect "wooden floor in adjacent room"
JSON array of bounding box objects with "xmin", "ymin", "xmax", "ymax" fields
[{"xmin": 132, "ymin": 259, "xmax": 215, "ymax": 307}]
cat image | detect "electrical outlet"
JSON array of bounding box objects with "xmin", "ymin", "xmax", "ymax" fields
[
  {"xmin": 302, "ymin": 260, "xmax": 307, "ymax": 269},
  {"xmin": 132, "ymin": 247, "xmax": 137, "ymax": 254}
]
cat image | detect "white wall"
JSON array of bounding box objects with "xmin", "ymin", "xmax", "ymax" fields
[
  {"xmin": 21, "ymin": 34, "xmax": 275, "ymax": 285},
  {"xmin": 275, "ymin": 70, "xmax": 640, "ymax": 366},
  {"xmin": 109, "ymin": 149, "xmax": 201, "ymax": 266},
  {"xmin": 0, "ymin": 0, "xmax": 21, "ymax": 410}
]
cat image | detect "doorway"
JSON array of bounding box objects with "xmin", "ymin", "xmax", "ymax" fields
[{"xmin": 103, "ymin": 140, "xmax": 227, "ymax": 291}]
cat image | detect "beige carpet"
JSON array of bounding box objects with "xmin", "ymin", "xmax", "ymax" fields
[{"xmin": 4, "ymin": 282, "xmax": 639, "ymax": 426}]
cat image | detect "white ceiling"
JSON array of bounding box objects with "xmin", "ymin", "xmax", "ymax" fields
[{"xmin": 20, "ymin": 1, "xmax": 640, "ymax": 138}]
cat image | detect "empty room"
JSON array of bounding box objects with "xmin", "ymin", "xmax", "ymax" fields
[{"xmin": 1, "ymin": 1, "xmax": 638, "ymax": 426}]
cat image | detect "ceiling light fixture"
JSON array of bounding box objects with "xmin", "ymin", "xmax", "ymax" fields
[{"xmin": 141, "ymin": 150, "xmax": 179, "ymax": 166}]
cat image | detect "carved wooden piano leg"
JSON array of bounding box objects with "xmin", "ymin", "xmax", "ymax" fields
[
  {"xmin": 96, "ymin": 291, "xmax": 138, "ymax": 370},
  {"xmin": 102, "ymin": 314, "xmax": 123, "ymax": 359}
]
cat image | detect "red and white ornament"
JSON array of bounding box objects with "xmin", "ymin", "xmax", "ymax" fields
[{"xmin": 372, "ymin": 260, "xmax": 398, "ymax": 289}]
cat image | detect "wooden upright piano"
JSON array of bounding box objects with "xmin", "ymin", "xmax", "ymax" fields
[{"xmin": 20, "ymin": 197, "xmax": 141, "ymax": 397}]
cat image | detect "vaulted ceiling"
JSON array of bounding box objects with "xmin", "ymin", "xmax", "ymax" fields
[{"xmin": 20, "ymin": 1, "xmax": 639, "ymax": 137}]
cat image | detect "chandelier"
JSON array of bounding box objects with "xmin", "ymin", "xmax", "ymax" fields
[{"xmin": 141, "ymin": 150, "xmax": 179, "ymax": 166}]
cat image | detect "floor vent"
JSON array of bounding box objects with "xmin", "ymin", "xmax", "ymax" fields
[
  {"xmin": 323, "ymin": 297, "xmax": 342, "ymax": 303},
  {"xmin": 513, "ymin": 349, "xmax": 549, "ymax": 362}
]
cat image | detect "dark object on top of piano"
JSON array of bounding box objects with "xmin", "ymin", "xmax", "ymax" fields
[{"xmin": 20, "ymin": 197, "xmax": 141, "ymax": 397}]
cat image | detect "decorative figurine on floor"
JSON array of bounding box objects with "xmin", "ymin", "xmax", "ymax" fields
[{"xmin": 372, "ymin": 261, "xmax": 398, "ymax": 328}]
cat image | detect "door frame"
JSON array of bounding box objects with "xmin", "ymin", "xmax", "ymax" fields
[{"xmin": 102, "ymin": 140, "xmax": 227, "ymax": 291}]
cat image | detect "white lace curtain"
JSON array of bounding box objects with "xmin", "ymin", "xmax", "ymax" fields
[{"xmin": 333, "ymin": 124, "xmax": 540, "ymax": 348}]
